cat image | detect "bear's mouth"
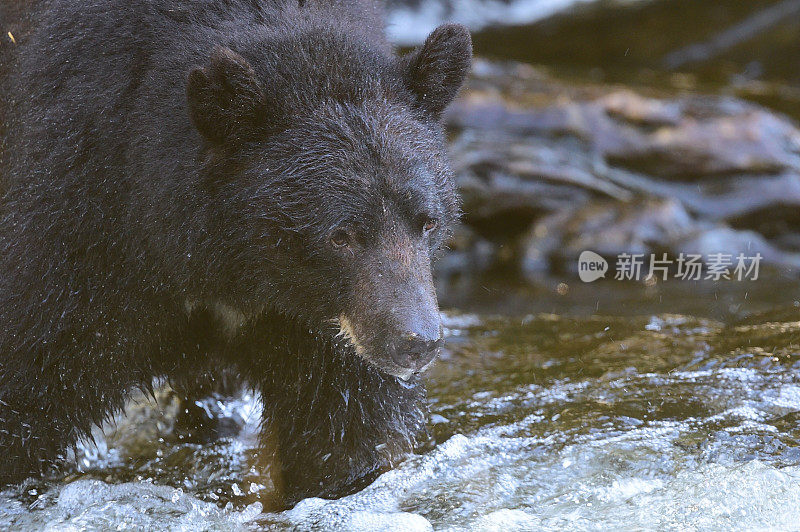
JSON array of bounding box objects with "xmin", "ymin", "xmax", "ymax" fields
[
  {"xmin": 336, "ymin": 315, "xmax": 367, "ymax": 356},
  {"xmin": 249, "ymin": 307, "xmax": 435, "ymax": 381},
  {"xmin": 335, "ymin": 315, "xmax": 437, "ymax": 381}
]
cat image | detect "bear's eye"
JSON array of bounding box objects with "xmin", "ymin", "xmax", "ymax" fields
[
  {"xmin": 330, "ymin": 229, "xmax": 352, "ymax": 249},
  {"xmin": 422, "ymin": 217, "xmax": 439, "ymax": 234}
]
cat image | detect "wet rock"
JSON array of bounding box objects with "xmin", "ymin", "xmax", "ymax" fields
[
  {"xmin": 522, "ymin": 195, "xmax": 800, "ymax": 277},
  {"xmin": 445, "ymin": 60, "xmax": 800, "ymax": 277},
  {"xmin": 521, "ymin": 198, "xmax": 698, "ymax": 274},
  {"xmin": 602, "ymin": 96, "xmax": 800, "ymax": 179},
  {"xmin": 670, "ymin": 227, "xmax": 800, "ymax": 269},
  {"xmin": 452, "ymin": 130, "xmax": 629, "ymax": 241}
]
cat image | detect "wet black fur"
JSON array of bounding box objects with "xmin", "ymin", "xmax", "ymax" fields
[{"xmin": 0, "ymin": 0, "xmax": 470, "ymax": 504}]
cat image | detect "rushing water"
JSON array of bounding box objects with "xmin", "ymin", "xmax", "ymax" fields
[{"xmin": 3, "ymin": 279, "xmax": 800, "ymax": 530}]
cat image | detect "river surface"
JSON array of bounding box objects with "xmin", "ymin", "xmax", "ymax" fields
[{"xmin": 3, "ymin": 278, "xmax": 800, "ymax": 530}]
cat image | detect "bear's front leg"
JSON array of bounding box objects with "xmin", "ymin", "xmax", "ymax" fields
[
  {"xmin": 261, "ymin": 358, "xmax": 428, "ymax": 505},
  {"xmin": 0, "ymin": 290, "xmax": 185, "ymax": 485},
  {"xmin": 232, "ymin": 316, "xmax": 428, "ymax": 506},
  {"xmin": 0, "ymin": 337, "xmax": 143, "ymax": 485}
]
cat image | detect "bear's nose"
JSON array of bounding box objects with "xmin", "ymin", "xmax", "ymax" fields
[{"xmin": 391, "ymin": 332, "xmax": 443, "ymax": 372}]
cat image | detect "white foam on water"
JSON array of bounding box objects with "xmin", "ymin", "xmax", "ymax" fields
[
  {"xmin": 770, "ymin": 383, "xmax": 800, "ymax": 409},
  {"xmin": 1, "ymin": 480, "xmax": 262, "ymax": 531},
  {"xmin": 255, "ymin": 410, "xmax": 800, "ymax": 531},
  {"xmin": 5, "ymin": 395, "xmax": 800, "ymax": 531}
]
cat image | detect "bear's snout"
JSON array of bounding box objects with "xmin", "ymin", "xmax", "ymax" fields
[{"xmin": 339, "ymin": 296, "xmax": 444, "ymax": 379}]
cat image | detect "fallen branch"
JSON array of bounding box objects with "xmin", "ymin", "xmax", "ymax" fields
[{"xmin": 663, "ymin": 0, "xmax": 800, "ymax": 69}]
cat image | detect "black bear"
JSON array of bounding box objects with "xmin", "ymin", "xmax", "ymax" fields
[{"xmin": 0, "ymin": 0, "xmax": 470, "ymax": 505}]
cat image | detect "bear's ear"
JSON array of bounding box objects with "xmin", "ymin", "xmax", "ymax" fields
[
  {"xmin": 402, "ymin": 24, "xmax": 472, "ymax": 119},
  {"xmin": 187, "ymin": 46, "xmax": 266, "ymax": 143}
]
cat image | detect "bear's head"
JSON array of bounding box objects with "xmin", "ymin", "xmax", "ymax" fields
[{"xmin": 186, "ymin": 23, "xmax": 471, "ymax": 380}]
